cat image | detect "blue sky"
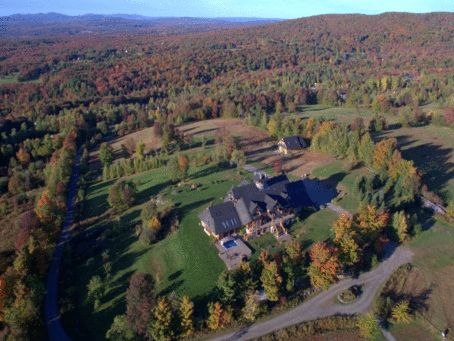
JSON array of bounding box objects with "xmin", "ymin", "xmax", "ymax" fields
[{"xmin": 1, "ymin": 0, "xmax": 453, "ymax": 18}]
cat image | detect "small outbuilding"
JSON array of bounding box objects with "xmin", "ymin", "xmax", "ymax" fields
[{"xmin": 278, "ymin": 136, "xmax": 308, "ymax": 154}]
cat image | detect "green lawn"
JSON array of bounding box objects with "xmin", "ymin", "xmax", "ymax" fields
[
  {"xmin": 75, "ymin": 164, "xmax": 250, "ymax": 340},
  {"xmin": 291, "ymin": 209, "xmax": 339, "ymax": 250},
  {"xmin": 372, "ymin": 124, "xmax": 454, "ymax": 203},
  {"xmin": 287, "ymin": 105, "xmax": 387, "ymax": 123},
  {"xmin": 311, "ymin": 161, "xmax": 372, "ymax": 213},
  {"xmin": 0, "ymin": 74, "xmax": 43, "ymax": 85},
  {"xmin": 388, "ymin": 321, "xmax": 436, "ymax": 341}
]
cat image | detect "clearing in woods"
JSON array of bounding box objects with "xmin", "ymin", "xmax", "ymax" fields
[{"xmin": 372, "ymin": 125, "xmax": 454, "ymax": 202}]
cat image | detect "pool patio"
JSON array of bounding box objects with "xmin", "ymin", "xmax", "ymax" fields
[{"xmin": 215, "ymin": 235, "xmax": 252, "ymax": 270}]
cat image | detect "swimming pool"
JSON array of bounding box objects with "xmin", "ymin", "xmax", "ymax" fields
[{"xmin": 223, "ymin": 240, "xmax": 238, "ymax": 250}]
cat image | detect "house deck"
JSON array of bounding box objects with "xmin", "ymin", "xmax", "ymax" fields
[{"xmin": 215, "ymin": 236, "xmax": 252, "ymax": 270}]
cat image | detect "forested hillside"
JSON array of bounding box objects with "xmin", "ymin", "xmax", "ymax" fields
[{"xmin": 1, "ymin": 11, "xmax": 454, "ymax": 341}]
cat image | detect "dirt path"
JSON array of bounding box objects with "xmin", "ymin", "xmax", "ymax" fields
[{"xmin": 209, "ymin": 243, "xmax": 413, "ymax": 341}]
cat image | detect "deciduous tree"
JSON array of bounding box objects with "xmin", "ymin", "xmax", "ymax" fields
[
  {"xmin": 108, "ymin": 180, "xmax": 137, "ymax": 212},
  {"xmin": 333, "ymin": 214, "xmax": 360, "ymax": 266},
  {"xmin": 178, "ymin": 154, "xmax": 190, "ymax": 181},
  {"xmin": 125, "ymin": 273, "xmax": 155, "ymax": 337},
  {"xmin": 308, "ymin": 242, "xmax": 340, "ymax": 290}
]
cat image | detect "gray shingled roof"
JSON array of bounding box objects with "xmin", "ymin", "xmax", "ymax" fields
[
  {"xmin": 279, "ymin": 136, "xmax": 308, "ymax": 150},
  {"xmin": 235, "ymin": 198, "xmax": 253, "ymax": 226},
  {"xmin": 199, "ymin": 201, "xmax": 243, "ymax": 236},
  {"xmin": 200, "ymin": 175, "xmax": 317, "ymax": 236}
]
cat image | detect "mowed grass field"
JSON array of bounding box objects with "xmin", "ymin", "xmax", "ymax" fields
[
  {"xmin": 373, "ymin": 125, "xmax": 454, "ymax": 203},
  {"xmin": 288, "ymin": 104, "xmax": 391, "ymax": 124},
  {"xmin": 75, "ymin": 164, "xmax": 251, "ymax": 340},
  {"xmin": 406, "ymin": 228, "xmax": 454, "ymax": 337}
]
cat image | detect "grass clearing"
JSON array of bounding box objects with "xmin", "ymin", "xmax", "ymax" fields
[
  {"xmin": 0, "ymin": 74, "xmax": 43, "ymax": 85},
  {"xmin": 384, "ymin": 228, "xmax": 454, "ymax": 338},
  {"xmin": 74, "ymin": 163, "xmax": 251, "ymax": 340},
  {"xmin": 288, "ymin": 105, "xmax": 383, "ymax": 123},
  {"xmin": 291, "ymin": 209, "xmax": 339, "ymax": 249},
  {"xmin": 373, "ymin": 125, "xmax": 454, "ymax": 203},
  {"xmin": 388, "ymin": 321, "xmax": 436, "ymax": 341}
]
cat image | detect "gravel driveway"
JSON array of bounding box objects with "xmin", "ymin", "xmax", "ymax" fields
[{"xmin": 209, "ymin": 243, "xmax": 413, "ymax": 341}]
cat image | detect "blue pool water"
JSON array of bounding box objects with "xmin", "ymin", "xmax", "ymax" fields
[{"xmin": 223, "ymin": 240, "xmax": 238, "ymax": 250}]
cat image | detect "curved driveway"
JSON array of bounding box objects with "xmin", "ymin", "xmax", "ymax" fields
[
  {"xmin": 210, "ymin": 243, "xmax": 413, "ymax": 341},
  {"xmin": 45, "ymin": 151, "xmax": 81, "ymax": 341}
]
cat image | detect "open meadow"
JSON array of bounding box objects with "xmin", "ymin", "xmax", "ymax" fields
[
  {"xmin": 73, "ymin": 163, "xmax": 254, "ymax": 340},
  {"xmin": 373, "ymin": 125, "xmax": 454, "ymax": 203}
]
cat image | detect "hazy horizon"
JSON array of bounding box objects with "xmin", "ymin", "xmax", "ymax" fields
[{"xmin": 2, "ymin": 0, "xmax": 453, "ymax": 20}]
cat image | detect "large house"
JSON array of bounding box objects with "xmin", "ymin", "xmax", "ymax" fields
[
  {"xmin": 278, "ymin": 136, "xmax": 308, "ymax": 154},
  {"xmin": 198, "ymin": 173, "xmax": 315, "ymax": 240}
]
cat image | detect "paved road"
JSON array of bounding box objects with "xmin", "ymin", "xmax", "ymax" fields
[
  {"xmin": 209, "ymin": 243, "xmax": 413, "ymax": 341},
  {"xmin": 45, "ymin": 150, "xmax": 81, "ymax": 341}
]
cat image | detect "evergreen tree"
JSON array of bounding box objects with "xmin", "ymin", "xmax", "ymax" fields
[
  {"xmin": 99, "ymin": 142, "xmax": 114, "ymax": 166},
  {"xmin": 178, "ymin": 296, "xmax": 194, "ymax": 337},
  {"xmin": 260, "ymin": 261, "xmax": 282, "ymax": 302},
  {"xmin": 358, "ymin": 133, "xmax": 375, "ymax": 167},
  {"xmin": 392, "ymin": 211, "xmax": 409, "ymax": 242},
  {"xmin": 217, "ymin": 270, "xmax": 237, "ymax": 306},
  {"xmin": 391, "ymin": 300, "xmax": 411, "ymax": 323},
  {"xmin": 106, "ymin": 315, "xmax": 134, "ymax": 341},
  {"xmin": 357, "ymin": 312, "xmax": 380, "ymax": 340},
  {"xmin": 206, "ymin": 302, "xmax": 231, "ymax": 330},
  {"xmin": 283, "ymin": 240, "xmax": 304, "ymax": 289},
  {"xmin": 149, "ymin": 296, "xmax": 174, "ymax": 341},
  {"xmin": 136, "ymin": 139, "xmax": 145, "ymax": 160}
]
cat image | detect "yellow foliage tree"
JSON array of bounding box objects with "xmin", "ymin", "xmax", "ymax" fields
[
  {"xmin": 147, "ymin": 216, "xmax": 162, "ymax": 233},
  {"xmin": 391, "ymin": 300, "xmax": 411, "ymax": 323}
]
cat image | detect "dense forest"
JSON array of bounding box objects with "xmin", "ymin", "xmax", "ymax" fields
[{"xmin": 1, "ymin": 11, "xmax": 454, "ymax": 340}]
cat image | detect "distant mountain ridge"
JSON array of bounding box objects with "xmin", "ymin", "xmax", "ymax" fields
[{"xmin": 0, "ymin": 12, "xmax": 284, "ymax": 24}]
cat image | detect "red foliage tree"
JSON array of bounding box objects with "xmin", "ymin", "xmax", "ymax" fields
[{"xmin": 125, "ymin": 273, "xmax": 156, "ymax": 337}]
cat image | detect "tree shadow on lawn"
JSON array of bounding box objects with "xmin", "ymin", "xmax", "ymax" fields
[
  {"xmin": 159, "ymin": 279, "xmax": 185, "ymax": 296},
  {"xmin": 189, "ymin": 164, "xmax": 231, "ymax": 181},
  {"xmin": 372, "ymin": 131, "xmax": 454, "ymax": 201},
  {"xmin": 136, "ymin": 180, "xmax": 172, "ymax": 206},
  {"xmin": 87, "ymin": 179, "xmax": 115, "ymax": 193},
  {"xmin": 168, "ymin": 269, "xmax": 182, "ymax": 281},
  {"xmin": 177, "ymin": 198, "xmax": 214, "ymax": 220}
]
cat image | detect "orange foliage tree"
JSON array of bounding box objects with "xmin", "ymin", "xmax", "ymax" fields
[
  {"xmin": 333, "ymin": 214, "xmax": 360, "ymax": 266},
  {"xmin": 178, "ymin": 155, "xmax": 190, "ymax": 181},
  {"xmin": 307, "ymin": 242, "xmax": 340, "ymax": 290},
  {"xmin": 16, "ymin": 146, "xmax": 31, "ymax": 166},
  {"xmin": 372, "ymin": 138, "xmax": 397, "ymax": 174}
]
